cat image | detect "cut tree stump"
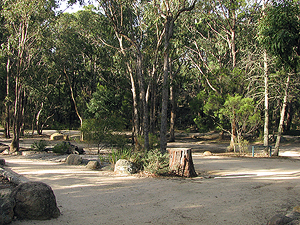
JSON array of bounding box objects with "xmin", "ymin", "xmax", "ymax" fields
[{"xmin": 168, "ymin": 148, "xmax": 197, "ymax": 177}]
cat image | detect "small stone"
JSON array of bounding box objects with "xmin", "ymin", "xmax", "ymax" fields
[
  {"xmin": 86, "ymin": 161, "xmax": 101, "ymax": 170},
  {"xmin": 66, "ymin": 154, "xmax": 82, "ymax": 165},
  {"xmin": 267, "ymin": 214, "xmax": 293, "ymax": 225},
  {"xmin": 203, "ymin": 151, "xmax": 212, "ymax": 156},
  {"xmin": 49, "ymin": 133, "xmax": 64, "ymax": 141},
  {"xmin": 1, "ymin": 150, "xmax": 9, "ymax": 155},
  {"xmin": 293, "ymin": 206, "xmax": 300, "ymax": 213}
]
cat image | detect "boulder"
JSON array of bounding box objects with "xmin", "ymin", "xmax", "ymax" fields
[
  {"xmin": 203, "ymin": 151, "xmax": 212, "ymax": 156},
  {"xmin": 267, "ymin": 214, "xmax": 293, "ymax": 225},
  {"xmin": 0, "ymin": 195, "xmax": 15, "ymax": 224},
  {"xmin": 12, "ymin": 181, "xmax": 60, "ymax": 220},
  {"xmin": 86, "ymin": 161, "xmax": 101, "ymax": 170},
  {"xmin": 49, "ymin": 133, "xmax": 64, "ymax": 141},
  {"xmin": 114, "ymin": 159, "xmax": 136, "ymax": 175},
  {"xmin": 66, "ymin": 154, "xmax": 82, "ymax": 165},
  {"xmin": 67, "ymin": 143, "xmax": 85, "ymax": 155}
]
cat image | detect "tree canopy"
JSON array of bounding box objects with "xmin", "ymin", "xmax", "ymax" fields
[{"xmin": 0, "ymin": 0, "xmax": 299, "ymax": 156}]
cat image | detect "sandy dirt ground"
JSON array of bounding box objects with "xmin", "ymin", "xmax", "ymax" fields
[{"xmin": 1, "ymin": 131, "xmax": 300, "ymax": 225}]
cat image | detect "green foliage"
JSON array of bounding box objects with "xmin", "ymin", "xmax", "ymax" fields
[
  {"xmin": 142, "ymin": 149, "xmax": 169, "ymax": 175},
  {"xmin": 53, "ymin": 142, "xmax": 70, "ymax": 154},
  {"xmin": 81, "ymin": 118, "xmax": 127, "ymax": 150},
  {"xmin": 100, "ymin": 146, "xmax": 169, "ymax": 176},
  {"xmin": 258, "ymin": 0, "xmax": 300, "ymax": 68},
  {"xmin": 191, "ymin": 91, "xmax": 224, "ymax": 132},
  {"xmin": 136, "ymin": 134, "xmax": 159, "ymax": 151},
  {"xmin": 109, "ymin": 147, "xmax": 132, "ymax": 165},
  {"xmin": 220, "ymin": 94, "xmax": 260, "ymax": 152},
  {"xmin": 31, "ymin": 140, "xmax": 47, "ymax": 151}
]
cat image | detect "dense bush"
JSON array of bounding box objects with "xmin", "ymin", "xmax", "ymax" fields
[{"xmin": 31, "ymin": 140, "xmax": 47, "ymax": 151}]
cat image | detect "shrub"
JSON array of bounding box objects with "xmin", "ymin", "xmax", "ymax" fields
[
  {"xmin": 142, "ymin": 149, "xmax": 169, "ymax": 175},
  {"xmin": 53, "ymin": 142, "xmax": 71, "ymax": 154},
  {"xmin": 31, "ymin": 140, "xmax": 47, "ymax": 151},
  {"xmin": 109, "ymin": 147, "xmax": 132, "ymax": 165}
]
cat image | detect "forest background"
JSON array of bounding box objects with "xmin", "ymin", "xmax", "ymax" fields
[{"xmin": 0, "ymin": 0, "xmax": 299, "ymax": 156}]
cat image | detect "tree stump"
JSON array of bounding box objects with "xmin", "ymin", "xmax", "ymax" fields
[{"xmin": 168, "ymin": 148, "xmax": 197, "ymax": 177}]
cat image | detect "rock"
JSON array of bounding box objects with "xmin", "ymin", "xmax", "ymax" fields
[
  {"xmin": 0, "ymin": 144, "xmax": 9, "ymax": 154},
  {"xmin": 62, "ymin": 142, "xmax": 85, "ymax": 155},
  {"xmin": 12, "ymin": 181, "xmax": 60, "ymax": 220},
  {"xmin": 1, "ymin": 150, "xmax": 9, "ymax": 155},
  {"xmin": 293, "ymin": 206, "xmax": 300, "ymax": 213},
  {"xmin": 203, "ymin": 151, "xmax": 212, "ymax": 156},
  {"xmin": 63, "ymin": 135, "xmax": 69, "ymax": 141},
  {"xmin": 22, "ymin": 151, "xmax": 38, "ymax": 156},
  {"xmin": 0, "ymin": 159, "xmax": 5, "ymax": 166},
  {"xmin": 114, "ymin": 159, "xmax": 136, "ymax": 175},
  {"xmin": 66, "ymin": 154, "xmax": 82, "ymax": 165},
  {"xmin": 68, "ymin": 143, "xmax": 85, "ymax": 155},
  {"xmin": 0, "ymin": 196, "xmax": 15, "ymax": 224},
  {"xmin": 86, "ymin": 161, "xmax": 101, "ymax": 170},
  {"xmin": 49, "ymin": 133, "xmax": 64, "ymax": 141},
  {"xmin": 267, "ymin": 214, "xmax": 293, "ymax": 225},
  {"xmin": 286, "ymin": 211, "xmax": 300, "ymax": 220}
]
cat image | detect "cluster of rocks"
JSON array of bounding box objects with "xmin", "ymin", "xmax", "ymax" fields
[
  {"xmin": 267, "ymin": 206, "xmax": 300, "ymax": 225},
  {"xmin": 0, "ymin": 161, "xmax": 60, "ymax": 224},
  {"xmin": 65, "ymin": 154, "xmax": 101, "ymax": 170}
]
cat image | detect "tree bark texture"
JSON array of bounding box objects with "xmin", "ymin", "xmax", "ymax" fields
[
  {"xmin": 273, "ymin": 74, "xmax": 290, "ymax": 156},
  {"xmin": 263, "ymin": 49, "xmax": 269, "ymax": 147},
  {"xmin": 263, "ymin": 2, "xmax": 269, "ymax": 147},
  {"xmin": 5, "ymin": 40, "xmax": 11, "ymax": 139},
  {"xmin": 168, "ymin": 148, "xmax": 197, "ymax": 177},
  {"xmin": 160, "ymin": 17, "xmax": 172, "ymax": 154},
  {"xmin": 169, "ymin": 63, "xmax": 176, "ymax": 142}
]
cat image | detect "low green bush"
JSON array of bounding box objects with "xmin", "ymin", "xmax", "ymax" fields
[
  {"xmin": 31, "ymin": 140, "xmax": 47, "ymax": 151},
  {"xmin": 53, "ymin": 142, "xmax": 71, "ymax": 154},
  {"xmin": 103, "ymin": 147, "xmax": 169, "ymax": 176},
  {"xmin": 142, "ymin": 149, "xmax": 169, "ymax": 175}
]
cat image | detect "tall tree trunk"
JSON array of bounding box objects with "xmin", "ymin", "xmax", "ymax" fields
[
  {"xmin": 5, "ymin": 46, "xmax": 11, "ymax": 139},
  {"xmin": 10, "ymin": 77, "xmax": 22, "ymax": 153},
  {"xmin": 169, "ymin": 82, "xmax": 176, "ymax": 142},
  {"xmin": 229, "ymin": 8, "xmax": 237, "ymax": 149},
  {"xmin": 64, "ymin": 69, "xmax": 83, "ymax": 140},
  {"xmin": 263, "ymin": 1, "xmax": 269, "ymax": 147},
  {"xmin": 149, "ymin": 72, "xmax": 157, "ymax": 134},
  {"xmin": 160, "ymin": 17, "xmax": 172, "ymax": 154},
  {"xmin": 273, "ymin": 74, "xmax": 290, "ymax": 156},
  {"xmin": 169, "ymin": 60, "xmax": 180, "ymax": 142},
  {"xmin": 136, "ymin": 52, "xmax": 149, "ymax": 151},
  {"xmin": 285, "ymin": 102, "xmax": 293, "ymax": 132},
  {"xmin": 36, "ymin": 102, "xmax": 44, "ymax": 135},
  {"xmin": 159, "ymin": 1, "xmax": 196, "ymax": 153},
  {"xmin": 128, "ymin": 64, "xmax": 140, "ymax": 145},
  {"xmin": 263, "ymin": 50, "xmax": 269, "ymax": 147}
]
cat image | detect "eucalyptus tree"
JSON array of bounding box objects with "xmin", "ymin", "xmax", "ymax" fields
[
  {"xmin": 258, "ymin": 0, "xmax": 300, "ymax": 156},
  {"xmin": 152, "ymin": 0, "xmax": 196, "ymax": 154},
  {"xmin": 96, "ymin": 0, "xmax": 151, "ymax": 150},
  {"xmin": 2, "ymin": 0, "xmax": 57, "ymax": 152},
  {"xmin": 184, "ymin": 0, "xmax": 257, "ymax": 148}
]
